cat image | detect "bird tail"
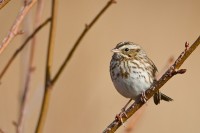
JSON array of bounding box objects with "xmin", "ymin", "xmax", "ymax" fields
[{"xmin": 153, "ymin": 91, "xmax": 173, "ymax": 105}]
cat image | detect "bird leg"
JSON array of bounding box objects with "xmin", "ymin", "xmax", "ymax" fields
[
  {"xmin": 115, "ymin": 99, "xmax": 132, "ymax": 124},
  {"xmin": 121, "ymin": 98, "xmax": 132, "ymax": 113},
  {"xmin": 141, "ymin": 91, "xmax": 148, "ymax": 103}
]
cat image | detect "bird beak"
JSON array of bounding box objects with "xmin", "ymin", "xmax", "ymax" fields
[{"xmin": 111, "ymin": 48, "xmax": 120, "ymax": 53}]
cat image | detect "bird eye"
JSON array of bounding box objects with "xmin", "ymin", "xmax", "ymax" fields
[{"xmin": 124, "ymin": 48, "xmax": 129, "ymax": 52}]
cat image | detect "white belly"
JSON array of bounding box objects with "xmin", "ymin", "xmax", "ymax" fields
[{"xmin": 110, "ymin": 62, "xmax": 152, "ymax": 100}]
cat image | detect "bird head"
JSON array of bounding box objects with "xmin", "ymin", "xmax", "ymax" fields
[{"xmin": 111, "ymin": 42, "xmax": 146, "ymax": 60}]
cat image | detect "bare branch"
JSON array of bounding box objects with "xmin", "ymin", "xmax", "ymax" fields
[
  {"xmin": 103, "ymin": 36, "xmax": 200, "ymax": 133},
  {"xmin": 0, "ymin": 0, "xmax": 37, "ymax": 54},
  {"xmin": 0, "ymin": 18, "xmax": 51, "ymax": 81}
]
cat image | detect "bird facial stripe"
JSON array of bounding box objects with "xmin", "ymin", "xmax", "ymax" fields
[{"xmin": 116, "ymin": 42, "xmax": 137, "ymax": 49}]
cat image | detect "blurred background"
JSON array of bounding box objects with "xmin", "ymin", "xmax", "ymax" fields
[{"xmin": 0, "ymin": 0, "xmax": 199, "ymax": 133}]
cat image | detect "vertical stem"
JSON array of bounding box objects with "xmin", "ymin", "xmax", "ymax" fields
[
  {"xmin": 35, "ymin": 85, "xmax": 53, "ymax": 133},
  {"xmin": 35, "ymin": 0, "xmax": 57, "ymax": 133}
]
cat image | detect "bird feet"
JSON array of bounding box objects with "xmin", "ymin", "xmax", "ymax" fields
[
  {"xmin": 115, "ymin": 99, "xmax": 132, "ymax": 124},
  {"xmin": 115, "ymin": 107, "xmax": 128, "ymax": 124}
]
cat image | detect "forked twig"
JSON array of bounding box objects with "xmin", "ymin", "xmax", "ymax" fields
[{"xmin": 103, "ymin": 36, "xmax": 200, "ymax": 133}]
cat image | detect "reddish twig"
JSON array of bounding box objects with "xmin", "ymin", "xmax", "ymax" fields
[
  {"xmin": 0, "ymin": 0, "xmax": 37, "ymax": 54},
  {"xmin": 103, "ymin": 36, "xmax": 200, "ymax": 133}
]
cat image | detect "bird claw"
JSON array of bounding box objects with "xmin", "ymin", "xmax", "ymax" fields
[
  {"xmin": 121, "ymin": 107, "xmax": 128, "ymax": 117},
  {"xmin": 115, "ymin": 108, "xmax": 128, "ymax": 124},
  {"xmin": 115, "ymin": 114, "xmax": 124, "ymax": 124}
]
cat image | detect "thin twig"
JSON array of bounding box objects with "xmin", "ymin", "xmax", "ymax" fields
[
  {"xmin": 0, "ymin": 18, "xmax": 51, "ymax": 81},
  {"xmin": 103, "ymin": 36, "xmax": 200, "ymax": 133},
  {"xmin": 0, "ymin": 0, "xmax": 37, "ymax": 54},
  {"xmin": 0, "ymin": 0, "xmax": 11, "ymax": 10},
  {"xmin": 16, "ymin": 1, "xmax": 45, "ymax": 133},
  {"xmin": 35, "ymin": 0, "xmax": 57, "ymax": 132},
  {"xmin": 51, "ymin": 0, "xmax": 117, "ymax": 84}
]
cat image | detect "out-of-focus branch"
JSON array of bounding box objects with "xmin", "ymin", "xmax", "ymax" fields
[
  {"xmin": 21, "ymin": 0, "xmax": 44, "ymax": 104},
  {"xmin": 0, "ymin": 0, "xmax": 11, "ymax": 10},
  {"xmin": 51, "ymin": 0, "xmax": 117, "ymax": 84},
  {"xmin": 103, "ymin": 36, "xmax": 200, "ymax": 133},
  {"xmin": 16, "ymin": 0, "xmax": 45, "ymax": 133},
  {"xmin": 0, "ymin": 0, "xmax": 37, "ymax": 54},
  {"xmin": 35, "ymin": 0, "xmax": 57, "ymax": 132},
  {"xmin": 0, "ymin": 18, "xmax": 51, "ymax": 81}
]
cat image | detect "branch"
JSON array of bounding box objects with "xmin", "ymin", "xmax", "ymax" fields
[
  {"xmin": 0, "ymin": 18, "xmax": 51, "ymax": 81},
  {"xmin": 0, "ymin": 0, "xmax": 11, "ymax": 10},
  {"xmin": 35, "ymin": 0, "xmax": 57, "ymax": 132},
  {"xmin": 103, "ymin": 36, "xmax": 200, "ymax": 133},
  {"xmin": 51, "ymin": 0, "xmax": 117, "ymax": 84},
  {"xmin": 0, "ymin": 0, "xmax": 37, "ymax": 54}
]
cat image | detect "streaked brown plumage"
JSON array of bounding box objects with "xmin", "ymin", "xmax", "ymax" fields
[{"xmin": 110, "ymin": 41, "xmax": 173, "ymax": 105}]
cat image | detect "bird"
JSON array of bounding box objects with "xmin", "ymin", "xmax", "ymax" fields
[{"xmin": 110, "ymin": 41, "xmax": 173, "ymax": 112}]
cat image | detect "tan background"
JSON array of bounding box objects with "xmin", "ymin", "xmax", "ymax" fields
[{"xmin": 0, "ymin": 0, "xmax": 200, "ymax": 133}]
